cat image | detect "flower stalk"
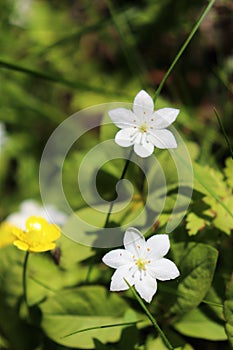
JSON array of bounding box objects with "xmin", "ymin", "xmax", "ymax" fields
[
  {"xmin": 22, "ymin": 251, "xmax": 30, "ymax": 308},
  {"xmin": 125, "ymin": 279, "xmax": 174, "ymax": 350},
  {"xmin": 104, "ymin": 148, "xmax": 134, "ymax": 228}
]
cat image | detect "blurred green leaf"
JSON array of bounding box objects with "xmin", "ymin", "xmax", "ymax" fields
[
  {"xmin": 224, "ymin": 274, "xmax": 233, "ymax": 347},
  {"xmin": 62, "ymin": 197, "xmax": 147, "ymax": 248},
  {"xmin": 0, "ymin": 59, "xmax": 125, "ymax": 97}
]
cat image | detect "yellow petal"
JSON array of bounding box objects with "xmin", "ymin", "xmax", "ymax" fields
[
  {"xmin": 12, "ymin": 227, "xmax": 25, "ymax": 240},
  {"xmin": 12, "ymin": 216, "xmax": 61, "ymax": 253},
  {"xmin": 13, "ymin": 240, "xmax": 29, "ymax": 251},
  {"xmin": 0, "ymin": 222, "xmax": 16, "ymax": 248},
  {"xmin": 26, "ymin": 216, "xmax": 48, "ymax": 232},
  {"xmin": 30, "ymin": 242, "xmax": 55, "ymax": 252},
  {"xmin": 46, "ymin": 224, "xmax": 61, "ymax": 241}
]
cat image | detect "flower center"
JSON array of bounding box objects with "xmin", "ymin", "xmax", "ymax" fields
[
  {"xmin": 136, "ymin": 257, "xmax": 147, "ymax": 271},
  {"xmin": 138, "ymin": 123, "xmax": 147, "ymax": 133}
]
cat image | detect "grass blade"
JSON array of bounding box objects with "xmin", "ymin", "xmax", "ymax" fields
[
  {"xmin": 153, "ymin": 0, "xmax": 216, "ymax": 102},
  {"xmin": 214, "ymin": 107, "xmax": 233, "ymax": 159},
  {"xmin": 0, "ymin": 59, "xmax": 129, "ymax": 98}
]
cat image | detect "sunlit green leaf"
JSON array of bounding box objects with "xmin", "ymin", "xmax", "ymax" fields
[
  {"xmin": 186, "ymin": 212, "xmax": 208, "ymax": 235},
  {"xmin": 173, "ymin": 306, "xmax": 227, "ymax": 341},
  {"xmin": 224, "ymin": 157, "xmax": 233, "ymax": 190},
  {"xmin": 40, "ymin": 286, "xmax": 138, "ymax": 348}
]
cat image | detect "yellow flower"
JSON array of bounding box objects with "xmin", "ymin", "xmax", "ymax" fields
[
  {"xmin": 12, "ymin": 216, "xmax": 61, "ymax": 253},
  {"xmin": 0, "ymin": 222, "xmax": 16, "ymax": 248}
]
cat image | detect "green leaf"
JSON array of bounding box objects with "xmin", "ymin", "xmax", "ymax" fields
[
  {"xmin": 170, "ymin": 242, "xmax": 218, "ymax": 314},
  {"xmin": 193, "ymin": 163, "xmax": 233, "ymax": 219},
  {"xmin": 185, "ymin": 212, "xmax": 208, "ymax": 236},
  {"xmin": 0, "ymin": 247, "xmax": 42, "ymax": 350},
  {"xmin": 58, "ymin": 233, "xmax": 94, "ymax": 269},
  {"xmin": 40, "ymin": 286, "xmax": 137, "ymax": 348},
  {"xmin": 186, "ymin": 161, "xmax": 233, "ymax": 235},
  {"xmin": 203, "ymin": 195, "xmax": 233, "ymax": 235},
  {"xmin": 224, "ymin": 274, "xmax": 233, "ymax": 346},
  {"xmin": 194, "ymin": 163, "xmax": 230, "ymax": 197},
  {"xmin": 146, "ymin": 336, "xmax": 194, "ymax": 350},
  {"xmin": 204, "ymin": 282, "xmax": 225, "ymax": 321},
  {"xmin": 173, "ymin": 306, "xmax": 227, "ymax": 341}
]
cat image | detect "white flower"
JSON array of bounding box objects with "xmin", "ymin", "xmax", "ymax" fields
[
  {"xmin": 102, "ymin": 227, "xmax": 180, "ymax": 303},
  {"xmin": 109, "ymin": 90, "xmax": 179, "ymax": 158},
  {"xmin": 6, "ymin": 199, "xmax": 68, "ymax": 229}
]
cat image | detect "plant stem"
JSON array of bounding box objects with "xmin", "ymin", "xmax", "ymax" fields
[
  {"xmin": 213, "ymin": 107, "xmax": 233, "ymax": 159},
  {"xmin": 126, "ymin": 280, "xmax": 174, "ymax": 350},
  {"xmin": 153, "ymin": 0, "xmax": 216, "ymax": 103},
  {"xmin": 23, "ymin": 251, "xmax": 30, "ymax": 308},
  {"xmin": 104, "ymin": 148, "xmax": 134, "ymax": 228}
]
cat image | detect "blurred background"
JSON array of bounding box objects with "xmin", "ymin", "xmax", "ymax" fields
[{"xmin": 0, "ymin": 0, "xmax": 232, "ymax": 217}]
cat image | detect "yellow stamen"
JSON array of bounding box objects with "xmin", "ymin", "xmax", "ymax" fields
[
  {"xmin": 138, "ymin": 124, "xmax": 147, "ymax": 133},
  {"xmin": 136, "ymin": 258, "xmax": 147, "ymax": 271}
]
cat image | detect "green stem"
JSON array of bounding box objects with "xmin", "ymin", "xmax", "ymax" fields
[
  {"xmin": 104, "ymin": 148, "xmax": 134, "ymax": 228},
  {"xmin": 153, "ymin": 0, "xmax": 216, "ymax": 103},
  {"xmin": 126, "ymin": 281, "xmax": 174, "ymax": 350},
  {"xmin": 23, "ymin": 251, "xmax": 30, "ymax": 308},
  {"xmin": 213, "ymin": 107, "xmax": 233, "ymax": 159},
  {"xmin": 86, "ymin": 148, "xmax": 134, "ymax": 282}
]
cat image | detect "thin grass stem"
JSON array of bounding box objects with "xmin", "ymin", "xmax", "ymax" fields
[{"xmin": 213, "ymin": 107, "xmax": 233, "ymax": 159}]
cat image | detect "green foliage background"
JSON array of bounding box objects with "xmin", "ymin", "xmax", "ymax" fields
[{"xmin": 0, "ymin": 0, "xmax": 233, "ymax": 349}]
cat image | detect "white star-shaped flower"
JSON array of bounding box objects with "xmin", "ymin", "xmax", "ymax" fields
[
  {"xmin": 109, "ymin": 90, "xmax": 179, "ymax": 158},
  {"xmin": 102, "ymin": 227, "xmax": 180, "ymax": 303}
]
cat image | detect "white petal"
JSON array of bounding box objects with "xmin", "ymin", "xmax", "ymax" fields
[
  {"xmin": 134, "ymin": 142, "xmax": 154, "ymax": 158},
  {"xmin": 115, "ymin": 128, "xmax": 136, "ymax": 147},
  {"xmin": 123, "ymin": 227, "xmax": 146, "ymax": 257},
  {"xmin": 149, "ymin": 258, "xmax": 180, "ymax": 281},
  {"xmin": 152, "ymin": 108, "xmax": 179, "ymax": 129},
  {"xmin": 134, "ymin": 273, "xmax": 157, "ymax": 303},
  {"xmin": 110, "ymin": 265, "xmax": 135, "ymax": 291},
  {"xmin": 133, "ymin": 90, "xmax": 154, "ymax": 119},
  {"xmin": 148, "ymin": 129, "xmax": 177, "ymax": 149},
  {"xmin": 146, "ymin": 234, "xmax": 170, "ymax": 259},
  {"xmin": 108, "ymin": 108, "xmax": 137, "ymax": 129},
  {"xmin": 102, "ymin": 249, "xmax": 132, "ymax": 269}
]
